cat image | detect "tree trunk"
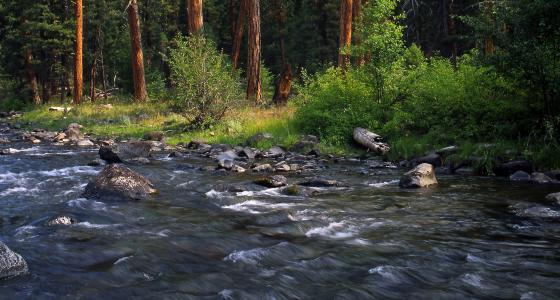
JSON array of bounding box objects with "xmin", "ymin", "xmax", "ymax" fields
[
  {"xmin": 24, "ymin": 50, "xmax": 41, "ymax": 105},
  {"xmin": 338, "ymin": 0, "xmax": 353, "ymax": 71},
  {"xmin": 246, "ymin": 0, "xmax": 262, "ymax": 103},
  {"xmin": 353, "ymin": 0, "xmax": 367, "ymax": 66},
  {"xmin": 187, "ymin": 0, "xmax": 204, "ymax": 35},
  {"xmin": 74, "ymin": 0, "xmax": 83, "ymax": 104},
  {"xmin": 273, "ymin": 63, "xmax": 292, "ymax": 106},
  {"xmin": 127, "ymin": 0, "xmax": 148, "ymax": 102},
  {"xmin": 231, "ymin": 0, "xmax": 247, "ymax": 70},
  {"xmin": 483, "ymin": 0, "xmax": 494, "ymax": 56}
]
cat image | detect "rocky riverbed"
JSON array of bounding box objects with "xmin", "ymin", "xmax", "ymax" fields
[{"xmin": 1, "ymin": 121, "xmax": 560, "ymax": 298}]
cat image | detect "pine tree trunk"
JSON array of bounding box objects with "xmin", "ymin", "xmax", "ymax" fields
[
  {"xmin": 127, "ymin": 0, "xmax": 148, "ymax": 102},
  {"xmin": 187, "ymin": 0, "xmax": 204, "ymax": 35},
  {"xmin": 353, "ymin": 0, "xmax": 366, "ymax": 66},
  {"xmin": 338, "ymin": 0, "xmax": 353, "ymax": 70},
  {"xmin": 24, "ymin": 50, "xmax": 41, "ymax": 105},
  {"xmin": 483, "ymin": 0, "xmax": 494, "ymax": 56},
  {"xmin": 246, "ymin": 0, "xmax": 262, "ymax": 103},
  {"xmin": 74, "ymin": 0, "xmax": 83, "ymax": 104},
  {"xmin": 231, "ymin": 0, "xmax": 247, "ymax": 70},
  {"xmin": 273, "ymin": 63, "xmax": 292, "ymax": 106}
]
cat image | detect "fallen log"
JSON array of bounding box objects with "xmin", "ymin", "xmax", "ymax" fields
[{"xmin": 353, "ymin": 127, "xmax": 390, "ymax": 155}]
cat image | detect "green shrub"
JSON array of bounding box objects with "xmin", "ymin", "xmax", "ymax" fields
[{"xmin": 167, "ymin": 34, "xmax": 242, "ymax": 128}]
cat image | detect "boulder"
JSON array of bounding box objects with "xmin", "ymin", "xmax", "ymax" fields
[
  {"xmin": 414, "ymin": 153, "xmax": 443, "ymax": 167},
  {"xmin": 263, "ymin": 146, "xmax": 285, "ymax": 158},
  {"xmin": 290, "ymin": 136, "xmax": 318, "ymax": 155},
  {"xmin": 545, "ymin": 170, "xmax": 560, "ymax": 181},
  {"xmin": 531, "ymin": 172, "xmax": 553, "ymax": 184},
  {"xmin": 83, "ymin": 164, "xmax": 157, "ymax": 201},
  {"xmin": 65, "ymin": 123, "xmax": 83, "ymax": 141},
  {"xmin": 117, "ymin": 141, "xmax": 152, "ymax": 159},
  {"xmin": 545, "ymin": 192, "xmax": 560, "ymax": 205},
  {"xmin": 247, "ymin": 132, "xmax": 273, "ymax": 145},
  {"xmin": 353, "ymin": 128, "xmax": 390, "ymax": 155},
  {"xmin": 238, "ymin": 147, "xmax": 256, "ymax": 159},
  {"xmin": 509, "ymin": 170, "xmax": 531, "ymax": 182},
  {"xmin": 298, "ymin": 178, "xmax": 338, "ymax": 187},
  {"xmin": 99, "ymin": 146, "xmax": 122, "ymax": 164},
  {"xmin": 0, "ymin": 242, "xmax": 28, "ymax": 280},
  {"xmin": 143, "ymin": 131, "xmax": 165, "ymax": 141},
  {"xmin": 399, "ymin": 163, "xmax": 438, "ymax": 188},
  {"xmin": 231, "ymin": 165, "xmax": 246, "ymax": 173},
  {"xmin": 252, "ymin": 164, "xmax": 273, "ymax": 172},
  {"xmin": 254, "ymin": 175, "xmax": 288, "ymax": 188},
  {"xmin": 77, "ymin": 139, "xmax": 94, "ymax": 147},
  {"xmin": 493, "ymin": 160, "xmax": 533, "ymax": 177}
]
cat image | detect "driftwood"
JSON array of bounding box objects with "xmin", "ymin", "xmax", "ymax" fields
[
  {"xmin": 353, "ymin": 127, "xmax": 390, "ymax": 155},
  {"xmin": 48, "ymin": 106, "xmax": 73, "ymax": 112}
]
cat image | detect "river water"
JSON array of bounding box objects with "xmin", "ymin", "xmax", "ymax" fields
[{"xmin": 1, "ymin": 131, "xmax": 560, "ymax": 299}]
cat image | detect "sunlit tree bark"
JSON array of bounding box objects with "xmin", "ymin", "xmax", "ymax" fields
[
  {"xmin": 187, "ymin": 0, "xmax": 203, "ymax": 35},
  {"xmin": 231, "ymin": 0, "xmax": 247, "ymax": 70},
  {"xmin": 127, "ymin": 0, "xmax": 148, "ymax": 102},
  {"xmin": 338, "ymin": 0, "xmax": 353, "ymax": 70},
  {"xmin": 74, "ymin": 0, "xmax": 83, "ymax": 104},
  {"xmin": 246, "ymin": 0, "xmax": 262, "ymax": 103}
]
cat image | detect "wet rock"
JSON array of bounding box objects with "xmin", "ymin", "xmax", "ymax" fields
[
  {"xmin": 53, "ymin": 132, "xmax": 66, "ymax": 142},
  {"xmin": 252, "ymin": 164, "xmax": 273, "ymax": 172},
  {"xmin": 414, "ymin": 153, "xmax": 442, "ymax": 167},
  {"xmin": 254, "ymin": 175, "xmax": 288, "ymax": 188},
  {"xmin": 353, "ymin": 128, "xmax": 390, "ymax": 155},
  {"xmin": 65, "ymin": 123, "xmax": 83, "ymax": 141},
  {"xmin": 545, "ymin": 192, "xmax": 560, "ymax": 205},
  {"xmin": 493, "ymin": 160, "xmax": 533, "ymax": 177},
  {"xmin": 117, "ymin": 141, "xmax": 152, "ymax": 159},
  {"xmin": 275, "ymin": 163, "xmax": 291, "ymax": 172},
  {"xmin": 0, "ymin": 137, "xmax": 9, "ymax": 143},
  {"xmin": 231, "ymin": 165, "xmax": 246, "ymax": 173},
  {"xmin": 0, "ymin": 148, "xmax": 18, "ymax": 155},
  {"xmin": 263, "ymin": 146, "xmax": 285, "ymax": 158},
  {"xmin": 531, "ymin": 172, "xmax": 554, "ymax": 184},
  {"xmin": 399, "ymin": 163, "xmax": 438, "ymax": 188},
  {"xmin": 87, "ymin": 158, "xmax": 105, "ymax": 167},
  {"xmin": 516, "ymin": 206, "xmax": 560, "ymax": 219},
  {"xmin": 45, "ymin": 216, "xmax": 77, "ymax": 226},
  {"xmin": 168, "ymin": 151, "xmax": 185, "ymax": 158},
  {"xmin": 0, "ymin": 242, "xmax": 28, "ymax": 280},
  {"xmin": 290, "ymin": 140, "xmax": 317, "ymax": 155},
  {"xmin": 545, "ymin": 170, "xmax": 560, "ymax": 181},
  {"xmin": 509, "ymin": 170, "xmax": 531, "ymax": 182},
  {"xmin": 143, "ymin": 131, "xmax": 165, "ymax": 141},
  {"xmin": 187, "ymin": 139, "xmax": 209, "ymax": 149},
  {"xmin": 298, "ymin": 178, "xmax": 338, "ymax": 187},
  {"xmin": 83, "ymin": 164, "xmax": 157, "ymax": 201},
  {"xmin": 130, "ymin": 157, "xmax": 151, "ymax": 164},
  {"xmin": 77, "ymin": 139, "xmax": 94, "ymax": 147},
  {"xmin": 31, "ymin": 139, "xmax": 41, "ymax": 144},
  {"xmin": 218, "ymin": 159, "xmax": 234, "ymax": 170},
  {"xmin": 238, "ymin": 147, "xmax": 256, "ymax": 159},
  {"xmin": 99, "ymin": 146, "xmax": 122, "ymax": 164},
  {"xmin": 201, "ymin": 166, "xmax": 217, "ymax": 172},
  {"xmin": 247, "ymin": 132, "xmax": 273, "ymax": 145}
]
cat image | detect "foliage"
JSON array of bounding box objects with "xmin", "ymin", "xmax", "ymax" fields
[{"xmin": 167, "ymin": 34, "xmax": 241, "ymax": 128}]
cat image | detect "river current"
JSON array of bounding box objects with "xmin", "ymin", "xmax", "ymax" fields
[{"xmin": 1, "ymin": 132, "xmax": 559, "ymax": 299}]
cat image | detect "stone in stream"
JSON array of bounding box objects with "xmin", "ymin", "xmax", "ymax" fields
[
  {"xmin": 252, "ymin": 164, "xmax": 273, "ymax": 172},
  {"xmin": 298, "ymin": 178, "xmax": 338, "ymax": 187},
  {"xmin": 515, "ymin": 206, "xmax": 560, "ymax": 219},
  {"xmin": 399, "ymin": 163, "xmax": 438, "ymax": 188},
  {"xmin": 262, "ymin": 146, "xmax": 285, "ymax": 158},
  {"xmin": 254, "ymin": 175, "xmax": 288, "ymax": 188},
  {"xmin": 83, "ymin": 164, "xmax": 157, "ymax": 201},
  {"xmin": 0, "ymin": 242, "xmax": 28, "ymax": 280},
  {"xmin": 0, "ymin": 148, "xmax": 19, "ymax": 155},
  {"xmin": 509, "ymin": 170, "xmax": 531, "ymax": 182},
  {"xmin": 65, "ymin": 123, "xmax": 83, "ymax": 142},
  {"xmin": 77, "ymin": 139, "xmax": 94, "ymax": 147},
  {"xmin": 546, "ymin": 192, "xmax": 560, "ymax": 205},
  {"xmin": 493, "ymin": 160, "xmax": 533, "ymax": 177},
  {"xmin": 531, "ymin": 172, "xmax": 554, "ymax": 184},
  {"xmin": 413, "ymin": 153, "xmax": 443, "ymax": 168},
  {"xmin": 238, "ymin": 147, "xmax": 256, "ymax": 159},
  {"xmin": 99, "ymin": 146, "xmax": 122, "ymax": 164},
  {"xmin": 352, "ymin": 128, "xmax": 390, "ymax": 155},
  {"xmin": 117, "ymin": 141, "xmax": 152, "ymax": 159},
  {"xmin": 45, "ymin": 215, "xmax": 77, "ymax": 226},
  {"xmin": 545, "ymin": 170, "xmax": 560, "ymax": 181}
]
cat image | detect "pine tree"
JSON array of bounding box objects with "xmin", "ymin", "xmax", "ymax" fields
[
  {"xmin": 126, "ymin": 0, "xmax": 148, "ymax": 102},
  {"xmin": 246, "ymin": 0, "xmax": 262, "ymax": 103}
]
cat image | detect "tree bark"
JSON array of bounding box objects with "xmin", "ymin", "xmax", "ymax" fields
[
  {"xmin": 24, "ymin": 50, "xmax": 41, "ymax": 105},
  {"xmin": 483, "ymin": 0, "xmax": 494, "ymax": 56},
  {"xmin": 231, "ymin": 0, "xmax": 247, "ymax": 70},
  {"xmin": 127, "ymin": 0, "xmax": 148, "ymax": 102},
  {"xmin": 74, "ymin": 0, "xmax": 83, "ymax": 104},
  {"xmin": 273, "ymin": 63, "xmax": 292, "ymax": 106},
  {"xmin": 187, "ymin": 0, "xmax": 204, "ymax": 35},
  {"xmin": 353, "ymin": 0, "xmax": 367, "ymax": 66},
  {"xmin": 246, "ymin": 0, "xmax": 262, "ymax": 103},
  {"xmin": 338, "ymin": 0, "xmax": 353, "ymax": 71}
]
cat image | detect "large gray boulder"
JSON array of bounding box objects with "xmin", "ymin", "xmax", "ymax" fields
[
  {"xmin": 353, "ymin": 128, "xmax": 390, "ymax": 155},
  {"xmin": 83, "ymin": 164, "xmax": 157, "ymax": 201},
  {"xmin": 65, "ymin": 123, "xmax": 83, "ymax": 142},
  {"xmin": 399, "ymin": 163, "xmax": 438, "ymax": 188},
  {"xmin": 117, "ymin": 141, "xmax": 152, "ymax": 159},
  {"xmin": 0, "ymin": 242, "xmax": 28, "ymax": 280}
]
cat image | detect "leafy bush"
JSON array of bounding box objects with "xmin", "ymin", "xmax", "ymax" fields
[{"xmin": 167, "ymin": 34, "xmax": 241, "ymax": 128}]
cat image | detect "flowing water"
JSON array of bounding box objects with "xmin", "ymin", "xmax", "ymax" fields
[{"xmin": 1, "ymin": 131, "xmax": 560, "ymax": 299}]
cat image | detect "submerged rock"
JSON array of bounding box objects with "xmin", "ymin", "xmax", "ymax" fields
[
  {"xmin": 252, "ymin": 164, "xmax": 273, "ymax": 172},
  {"xmin": 399, "ymin": 163, "xmax": 438, "ymax": 188},
  {"xmin": 83, "ymin": 164, "xmax": 157, "ymax": 201},
  {"xmin": 0, "ymin": 242, "xmax": 28, "ymax": 280},
  {"xmin": 353, "ymin": 128, "xmax": 390, "ymax": 155},
  {"xmin": 254, "ymin": 175, "xmax": 288, "ymax": 188}
]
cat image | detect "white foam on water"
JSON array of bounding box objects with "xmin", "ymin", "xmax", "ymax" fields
[
  {"xmin": 37, "ymin": 166, "xmax": 99, "ymax": 177},
  {"xmin": 224, "ymin": 247, "xmax": 268, "ymax": 264},
  {"xmin": 218, "ymin": 289, "xmax": 235, "ymax": 300},
  {"xmin": 177, "ymin": 181, "xmax": 195, "ymax": 189},
  {"xmin": 114, "ymin": 256, "xmax": 133, "ymax": 265},
  {"xmin": 236, "ymin": 188, "xmax": 287, "ymax": 198},
  {"xmin": 346, "ymin": 238, "xmax": 372, "ymax": 246},
  {"xmin": 368, "ymin": 179, "xmax": 399, "ymax": 187},
  {"xmin": 368, "ymin": 265, "xmax": 399, "ymax": 281},
  {"xmin": 75, "ymin": 222, "xmax": 117, "ymax": 229},
  {"xmin": 205, "ymin": 189, "xmax": 229, "ymax": 199},
  {"xmin": 223, "ymin": 200, "xmax": 295, "ymax": 214},
  {"xmin": 466, "ymin": 253, "xmax": 484, "ymax": 263},
  {"xmin": 305, "ymin": 221, "xmax": 358, "ymax": 239},
  {"xmin": 0, "ymin": 186, "xmax": 40, "ymax": 197}
]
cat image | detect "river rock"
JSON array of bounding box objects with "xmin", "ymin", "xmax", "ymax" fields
[
  {"xmin": 143, "ymin": 131, "xmax": 165, "ymax": 141},
  {"xmin": 399, "ymin": 163, "xmax": 438, "ymax": 188},
  {"xmin": 83, "ymin": 164, "xmax": 157, "ymax": 201},
  {"xmin": 252, "ymin": 164, "xmax": 273, "ymax": 172},
  {"xmin": 531, "ymin": 172, "xmax": 554, "ymax": 184},
  {"xmin": 87, "ymin": 158, "xmax": 105, "ymax": 167},
  {"xmin": 263, "ymin": 146, "xmax": 285, "ymax": 158},
  {"xmin": 65, "ymin": 123, "xmax": 83, "ymax": 141},
  {"xmin": 117, "ymin": 141, "xmax": 152, "ymax": 159},
  {"xmin": 414, "ymin": 153, "xmax": 442, "ymax": 167},
  {"xmin": 45, "ymin": 216, "xmax": 77, "ymax": 226},
  {"xmin": 218, "ymin": 159, "xmax": 234, "ymax": 170},
  {"xmin": 545, "ymin": 170, "xmax": 560, "ymax": 181},
  {"xmin": 516, "ymin": 206, "xmax": 560, "ymax": 219},
  {"xmin": 353, "ymin": 128, "xmax": 390, "ymax": 155},
  {"xmin": 231, "ymin": 165, "xmax": 246, "ymax": 173},
  {"xmin": 254, "ymin": 175, "xmax": 288, "ymax": 188},
  {"xmin": 53, "ymin": 132, "xmax": 66, "ymax": 142},
  {"xmin": 298, "ymin": 178, "xmax": 338, "ymax": 187},
  {"xmin": 493, "ymin": 160, "xmax": 533, "ymax": 177},
  {"xmin": 0, "ymin": 148, "xmax": 18, "ymax": 155},
  {"xmin": 238, "ymin": 147, "xmax": 256, "ymax": 159},
  {"xmin": 509, "ymin": 170, "xmax": 531, "ymax": 182},
  {"xmin": 545, "ymin": 192, "xmax": 560, "ymax": 205},
  {"xmin": 99, "ymin": 146, "xmax": 122, "ymax": 164},
  {"xmin": 0, "ymin": 242, "xmax": 28, "ymax": 280},
  {"xmin": 247, "ymin": 132, "xmax": 273, "ymax": 145},
  {"xmin": 77, "ymin": 139, "xmax": 94, "ymax": 147}
]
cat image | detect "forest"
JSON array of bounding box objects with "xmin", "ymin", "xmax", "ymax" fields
[{"xmin": 0, "ymin": 0, "xmax": 559, "ymax": 168}]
